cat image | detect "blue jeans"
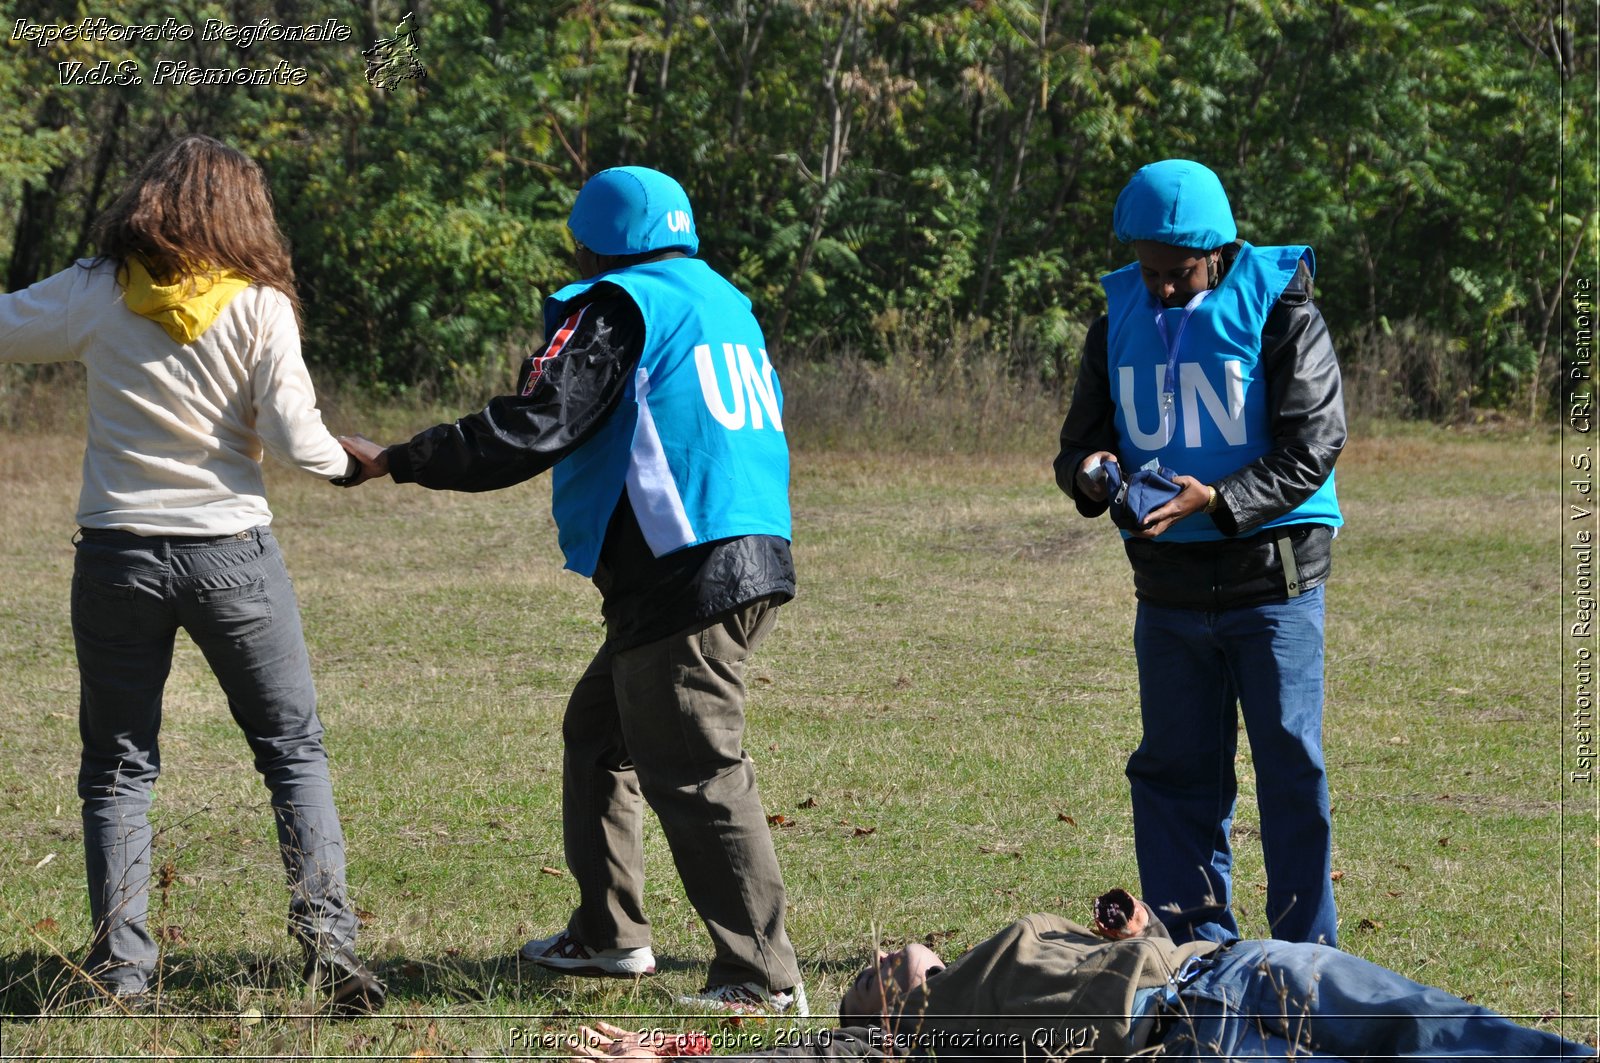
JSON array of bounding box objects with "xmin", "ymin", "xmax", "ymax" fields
[
  {"xmin": 1128, "ymin": 585, "xmax": 1336, "ymax": 945},
  {"xmin": 73, "ymin": 526, "xmax": 358, "ymax": 995},
  {"xmin": 1163, "ymin": 940, "xmax": 1595, "ymax": 1060}
]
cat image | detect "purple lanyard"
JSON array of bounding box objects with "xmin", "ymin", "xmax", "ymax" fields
[{"xmin": 1153, "ymin": 289, "xmax": 1213, "ymax": 430}]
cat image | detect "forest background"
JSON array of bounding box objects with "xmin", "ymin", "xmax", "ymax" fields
[{"xmin": 0, "ymin": 0, "xmax": 1594, "ymax": 421}]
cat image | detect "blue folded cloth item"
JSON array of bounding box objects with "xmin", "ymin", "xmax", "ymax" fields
[{"xmin": 1105, "ymin": 459, "xmax": 1185, "ymax": 532}]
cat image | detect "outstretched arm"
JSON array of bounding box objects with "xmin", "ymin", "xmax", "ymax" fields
[
  {"xmin": 0, "ymin": 266, "xmax": 78, "ymax": 367},
  {"xmin": 384, "ymin": 290, "xmax": 644, "ymax": 493},
  {"xmin": 250, "ymin": 290, "xmax": 350, "ymax": 481}
]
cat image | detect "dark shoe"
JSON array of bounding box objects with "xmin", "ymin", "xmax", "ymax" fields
[
  {"xmin": 303, "ymin": 948, "xmax": 386, "ymax": 1014},
  {"xmin": 70, "ymin": 989, "xmax": 154, "ymax": 1015}
]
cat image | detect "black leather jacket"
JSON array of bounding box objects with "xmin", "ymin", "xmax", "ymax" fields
[
  {"xmin": 388, "ymin": 278, "xmax": 795, "ymax": 649},
  {"xmin": 1053, "ymin": 258, "xmax": 1346, "ymax": 610}
]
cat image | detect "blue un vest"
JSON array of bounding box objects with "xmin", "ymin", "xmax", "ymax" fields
[
  {"xmin": 1104, "ymin": 243, "xmax": 1342, "ymax": 543},
  {"xmin": 545, "ymin": 257, "xmax": 791, "ymax": 576}
]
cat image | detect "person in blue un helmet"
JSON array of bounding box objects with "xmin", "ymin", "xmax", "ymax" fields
[
  {"xmin": 1054, "ymin": 160, "xmax": 1346, "ymax": 946},
  {"xmin": 340, "ymin": 166, "xmax": 807, "ymax": 1013}
]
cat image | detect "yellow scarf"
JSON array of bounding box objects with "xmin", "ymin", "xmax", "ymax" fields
[{"xmin": 120, "ymin": 258, "xmax": 251, "ymax": 343}]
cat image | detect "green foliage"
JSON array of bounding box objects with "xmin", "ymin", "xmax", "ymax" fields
[{"xmin": 1, "ymin": 0, "xmax": 1593, "ymax": 413}]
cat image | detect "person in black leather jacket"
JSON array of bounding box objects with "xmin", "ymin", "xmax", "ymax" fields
[
  {"xmin": 340, "ymin": 168, "xmax": 806, "ymax": 1013},
  {"xmin": 1053, "ymin": 160, "xmax": 1346, "ymax": 946}
]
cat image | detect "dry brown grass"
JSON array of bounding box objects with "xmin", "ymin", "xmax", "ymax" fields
[{"xmin": 0, "ymin": 369, "xmax": 1591, "ymax": 1054}]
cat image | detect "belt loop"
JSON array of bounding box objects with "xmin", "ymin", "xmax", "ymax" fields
[
  {"xmin": 1276, "ymin": 531, "xmax": 1301, "ymax": 598},
  {"xmin": 71, "ymin": 527, "xmax": 85, "ymax": 546}
]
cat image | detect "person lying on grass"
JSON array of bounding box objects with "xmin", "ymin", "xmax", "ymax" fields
[{"xmin": 573, "ymin": 890, "xmax": 1593, "ymax": 1061}]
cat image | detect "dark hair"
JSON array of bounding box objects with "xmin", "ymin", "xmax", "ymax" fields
[
  {"xmin": 91, "ymin": 134, "xmax": 300, "ymax": 318},
  {"xmin": 837, "ymin": 993, "xmax": 874, "ymax": 1030}
]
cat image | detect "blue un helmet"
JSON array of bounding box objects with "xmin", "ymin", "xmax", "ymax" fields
[
  {"xmin": 568, "ymin": 166, "xmax": 699, "ymax": 257},
  {"xmin": 1112, "ymin": 160, "xmax": 1236, "ymax": 250}
]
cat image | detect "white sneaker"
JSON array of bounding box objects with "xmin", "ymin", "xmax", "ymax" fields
[
  {"xmin": 677, "ymin": 981, "xmax": 809, "ymax": 1016},
  {"xmin": 518, "ymin": 931, "xmax": 656, "ymax": 977}
]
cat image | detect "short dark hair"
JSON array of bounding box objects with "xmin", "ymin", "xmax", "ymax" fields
[{"xmin": 836, "ymin": 993, "xmax": 879, "ymax": 1030}]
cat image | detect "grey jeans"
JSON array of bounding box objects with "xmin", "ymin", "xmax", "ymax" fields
[
  {"xmin": 72, "ymin": 526, "xmax": 358, "ymax": 994},
  {"xmin": 561, "ymin": 596, "xmax": 801, "ymax": 991}
]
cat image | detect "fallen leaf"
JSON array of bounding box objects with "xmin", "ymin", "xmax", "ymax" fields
[
  {"xmin": 754, "ymin": 676, "xmax": 773, "ymax": 685},
  {"xmin": 766, "ymin": 813, "xmax": 791, "ymax": 828},
  {"xmin": 157, "ymin": 861, "xmax": 177, "ymax": 889},
  {"xmin": 33, "ymin": 853, "xmax": 56, "ymax": 870},
  {"xmin": 32, "ymin": 918, "xmax": 57, "ymax": 934},
  {"xmin": 798, "ymin": 797, "xmax": 818, "ymax": 809},
  {"xmin": 1357, "ymin": 918, "xmax": 1383, "ymax": 931},
  {"xmin": 894, "ymin": 675, "xmax": 912, "ymax": 688},
  {"xmin": 852, "ymin": 826, "xmax": 876, "ymax": 837},
  {"xmin": 539, "ymin": 866, "xmax": 565, "ymax": 877},
  {"xmin": 1329, "ymin": 870, "xmax": 1345, "ymax": 881},
  {"xmin": 1057, "ymin": 813, "xmax": 1076, "ymax": 825},
  {"xmin": 156, "ymin": 924, "xmax": 186, "ymax": 945},
  {"xmin": 239, "ymin": 1008, "xmax": 263, "ymax": 1027},
  {"xmin": 1385, "ymin": 890, "xmax": 1404, "ymax": 898},
  {"xmin": 1437, "ymin": 837, "xmax": 1450, "ymax": 848}
]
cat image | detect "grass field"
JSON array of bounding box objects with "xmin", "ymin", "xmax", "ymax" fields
[{"xmin": 0, "ymin": 369, "xmax": 1594, "ymax": 1058}]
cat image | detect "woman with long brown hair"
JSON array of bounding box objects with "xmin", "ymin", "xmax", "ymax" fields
[{"xmin": 0, "ymin": 134, "xmax": 383, "ymax": 1012}]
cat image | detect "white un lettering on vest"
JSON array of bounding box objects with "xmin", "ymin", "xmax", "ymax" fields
[
  {"xmin": 1117, "ymin": 361, "xmax": 1248, "ymax": 449},
  {"xmin": 693, "ymin": 342, "xmax": 784, "ymax": 432}
]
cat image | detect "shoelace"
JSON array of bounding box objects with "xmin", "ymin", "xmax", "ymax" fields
[{"xmin": 549, "ymin": 935, "xmax": 593, "ymax": 959}]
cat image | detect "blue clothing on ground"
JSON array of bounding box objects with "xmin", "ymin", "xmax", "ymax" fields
[{"xmin": 1165, "ymin": 939, "xmax": 1595, "ymax": 1060}]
